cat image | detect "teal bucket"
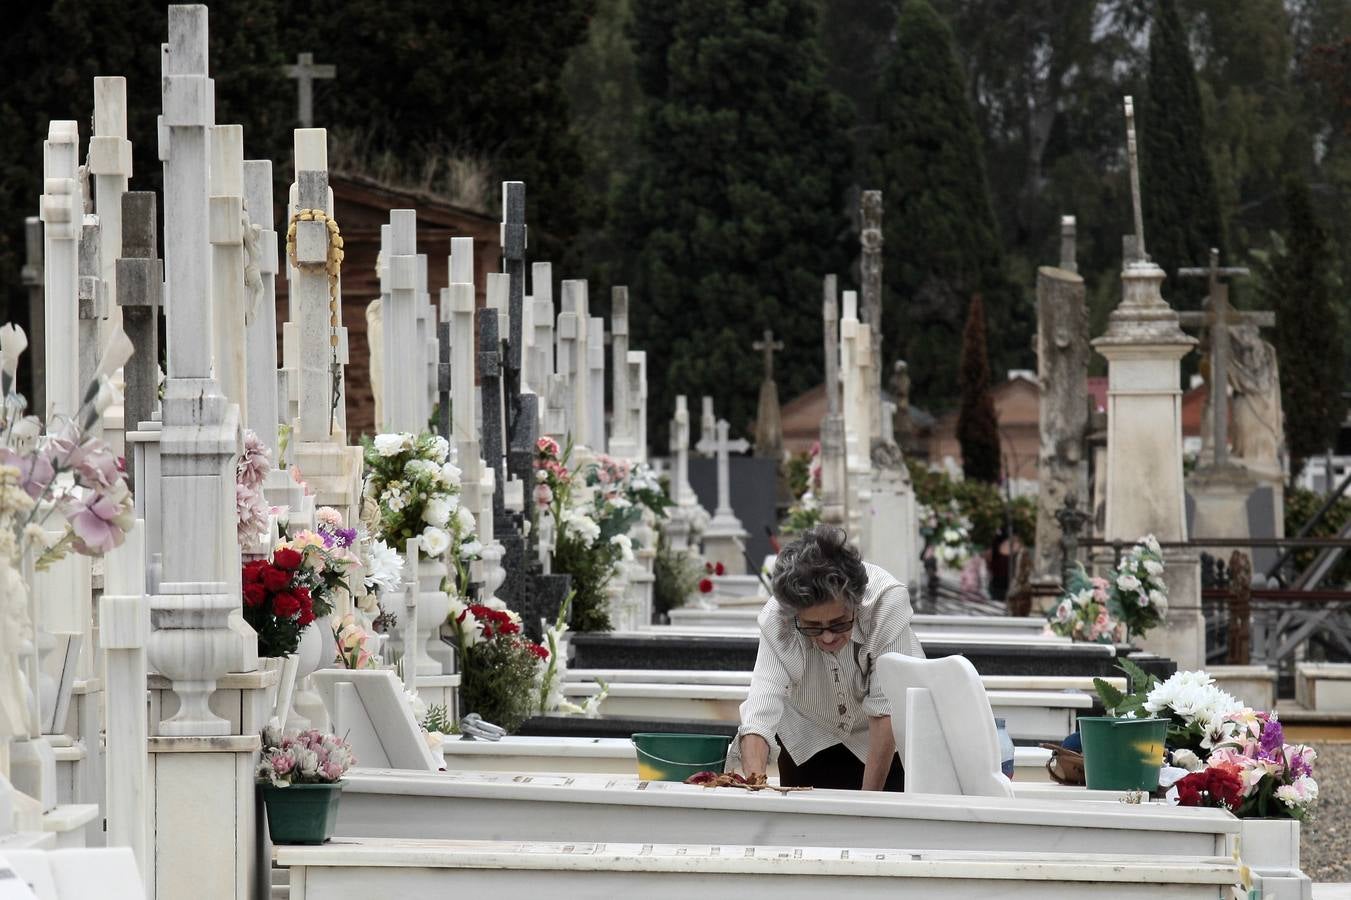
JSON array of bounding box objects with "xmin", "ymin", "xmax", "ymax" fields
[
  {"xmin": 632, "ymin": 733, "xmax": 733, "ymax": 782},
  {"xmin": 1078, "ymin": 717, "xmax": 1168, "ymax": 791}
]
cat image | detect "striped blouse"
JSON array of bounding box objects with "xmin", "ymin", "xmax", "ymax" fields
[{"xmin": 727, "ymin": 563, "xmax": 925, "ymax": 771}]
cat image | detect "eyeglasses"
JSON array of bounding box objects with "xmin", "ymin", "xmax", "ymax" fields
[{"xmin": 794, "ymin": 618, "xmax": 855, "ymax": 637}]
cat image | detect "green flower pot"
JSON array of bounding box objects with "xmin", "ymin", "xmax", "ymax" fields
[{"xmin": 261, "ymin": 781, "xmax": 344, "ymax": 845}]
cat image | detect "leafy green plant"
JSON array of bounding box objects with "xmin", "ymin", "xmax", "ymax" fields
[
  {"xmin": 422, "ymin": 702, "xmax": 453, "ymax": 735},
  {"xmin": 653, "ymin": 536, "xmax": 702, "ymax": 618}
]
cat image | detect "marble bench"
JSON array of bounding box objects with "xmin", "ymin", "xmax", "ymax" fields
[
  {"xmin": 334, "ymin": 769, "xmax": 1239, "ymax": 859},
  {"xmin": 558, "ymin": 681, "xmax": 1090, "ymax": 742},
  {"xmin": 276, "ymin": 837, "xmax": 1239, "ymax": 899},
  {"xmin": 440, "ymin": 735, "xmax": 1058, "ymax": 783}
]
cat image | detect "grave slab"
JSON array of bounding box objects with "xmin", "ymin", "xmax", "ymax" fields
[{"xmin": 276, "ymin": 838, "xmax": 1238, "ymax": 899}]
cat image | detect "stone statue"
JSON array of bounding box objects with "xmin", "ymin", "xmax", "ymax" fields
[
  {"xmin": 890, "ymin": 360, "xmax": 914, "ymax": 454},
  {"xmin": 1227, "ymin": 322, "xmax": 1284, "ymax": 474}
]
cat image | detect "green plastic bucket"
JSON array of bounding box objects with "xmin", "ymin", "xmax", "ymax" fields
[
  {"xmin": 632, "ymin": 733, "xmax": 733, "ymax": 782},
  {"xmin": 1078, "ymin": 717, "xmax": 1168, "ymax": 791},
  {"xmin": 261, "ymin": 782, "xmax": 344, "ymax": 845}
]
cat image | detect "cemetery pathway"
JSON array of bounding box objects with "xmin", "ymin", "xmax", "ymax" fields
[{"xmin": 1305, "ymin": 742, "xmax": 1351, "ymax": 881}]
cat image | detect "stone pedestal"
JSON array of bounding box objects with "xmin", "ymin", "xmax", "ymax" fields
[
  {"xmin": 291, "ymin": 441, "xmax": 363, "ymax": 524},
  {"xmin": 1187, "ymin": 462, "xmax": 1259, "ymax": 556},
  {"xmin": 147, "ymin": 736, "xmax": 260, "ymax": 900},
  {"xmin": 1093, "ymin": 257, "xmax": 1201, "ymax": 669}
]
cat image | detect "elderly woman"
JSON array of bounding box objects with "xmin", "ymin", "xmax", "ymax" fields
[{"xmin": 729, "ymin": 525, "xmax": 923, "ymax": 791}]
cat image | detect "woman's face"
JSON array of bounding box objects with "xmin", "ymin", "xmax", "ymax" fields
[{"xmin": 798, "ymin": 595, "xmax": 853, "ymax": 653}]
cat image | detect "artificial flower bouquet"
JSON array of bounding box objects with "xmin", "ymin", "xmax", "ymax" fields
[
  {"xmin": 235, "ymin": 429, "xmax": 273, "ymax": 547},
  {"xmin": 1048, "ymin": 563, "xmax": 1126, "ymax": 644},
  {"xmin": 257, "ymin": 726, "xmax": 356, "ymax": 787},
  {"xmin": 447, "ymin": 597, "xmax": 550, "ymax": 732},
  {"xmin": 1109, "ymin": 535, "xmax": 1169, "ymax": 638},
  {"xmin": 242, "ymin": 549, "xmax": 317, "ymax": 657},
  {"xmin": 332, "ymin": 612, "xmax": 380, "ymax": 669},
  {"xmin": 361, "ymin": 431, "xmax": 467, "ymax": 558},
  {"xmin": 0, "ymin": 323, "xmax": 134, "ymax": 570},
  {"xmin": 919, "ymin": 500, "xmax": 973, "ymax": 570},
  {"xmin": 1171, "ymin": 711, "xmax": 1318, "ymax": 820}
]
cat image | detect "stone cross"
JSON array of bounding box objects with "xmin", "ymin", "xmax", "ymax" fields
[
  {"xmin": 416, "ymin": 253, "xmax": 434, "ymax": 427},
  {"xmin": 859, "ymin": 190, "xmax": 886, "ymax": 443},
  {"xmin": 556, "ymin": 286, "xmax": 582, "ymax": 443},
  {"xmin": 819, "ymin": 274, "xmax": 847, "ymax": 525},
  {"xmin": 479, "ymin": 310, "xmax": 507, "ymax": 522},
  {"xmin": 840, "ymin": 290, "xmax": 874, "ymax": 467},
  {"xmin": 115, "ymin": 192, "xmax": 161, "ymax": 447},
  {"xmin": 587, "ymin": 315, "xmax": 606, "ymax": 452},
  {"xmin": 90, "ymin": 77, "xmax": 133, "ymax": 361},
  {"xmin": 1059, "ymin": 215, "xmax": 1078, "ymax": 274},
  {"xmin": 1177, "ymin": 249, "xmax": 1270, "ymax": 468},
  {"xmin": 436, "ymin": 288, "xmax": 451, "ymax": 440},
  {"xmin": 696, "ymin": 418, "xmax": 750, "ymax": 528},
  {"xmin": 445, "ymin": 237, "xmax": 486, "ymax": 555},
  {"xmin": 243, "ymin": 159, "xmax": 281, "ymax": 455},
  {"xmin": 1123, "ymin": 96, "xmax": 1148, "ymax": 263},
  {"xmin": 671, "ymin": 395, "xmax": 694, "ymax": 507},
  {"xmin": 609, "ymin": 287, "xmax": 637, "ymax": 459},
  {"xmin": 501, "ymin": 182, "xmax": 527, "ymax": 379},
  {"xmin": 382, "ymin": 208, "xmax": 420, "ymax": 432},
  {"xmin": 77, "ymin": 216, "xmax": 106, "ymax": 402},
  {"xmin": 751, "ymin": 328, "xmax": 785, "ymax": 460},
  {"xmin": 21, "ymin": 217, "xmax": 46, "ymax": 415},
  {"xmin": 208, "ymin": 124, "xmax": 248, "ymax": 418},
  {"xmin": 284, "ymin": 52, "xmax": 334, "ymax": 128},
  {"xmin": 561, "ymin": 280, "xmax": 591, "ymax": 447},
  {"xmin": 290, "ymin": 128, "xmax": 339, "ymax": 440},
  {"xmin": 40, "ymin": 120, "xmax": 83, "ymax": 421}
]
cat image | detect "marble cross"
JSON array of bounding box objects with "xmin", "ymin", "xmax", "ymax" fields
[
  {"xmin": 1177, "ymin": 249, "xmax": 1271, "ymax": 468},
  {"xmin": 89, "ymin": 77, "xmax": 133, "ymax": 360},
  {"xmin": 22, "ymin": 217, "xmax": 46, "ymax": 415},
  {"xmin": 626, "ymin": 350, "xmax": 648, "ymax": 462},
  {"xmin": 696, "ymin": 418, "xmax": 750, "ymax": 526},
  {"xmin": 77, "ymin": 216, "xmax": 106, "ymax": 401},
  {"xmin": 671, "ymin": 395, "xmax": 694, "ymax": 507},
  {"xmin": 290, "ymin": 128, "xmax": 337, "ymax": 440},
  {"xmin": 586, "ymin": 314, "xmax": 606, "ymax": 452},
  {"xmin": 382, "ymin": 208, "xmax": 420, "ymax": 432},
  {"xmin": 530, "ymin": 262, "xmax": 555, "ymax": 398},
  {"xmin": 208, "ymin": 124, "xmax": 248, "ymax": 418},
  {"xmin": 284, "ymin": 52, "xmax": 334, "ymax": 128},
  {"xmin": 699, "ymin": 396, "xmax": 715, "ymax": 457},
  {"xmin": 243, "ymin": 159, "xmax": 281, "ymax": 455},
  {"xmin": 561, "ymin": 280, "xmax": 590, "ymax": 447},
  {"xmin": 819, "ymin": 274, "xmax": 847, "ymax": 525}
]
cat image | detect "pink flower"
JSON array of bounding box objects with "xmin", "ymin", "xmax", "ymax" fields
[
  {"xmin": 63, "ymin": 481, "xmax": 134, "ymax": 555},
  {"xmin": 0, "ymin": 446, "xmax": 55, "ymax": 499},
  {"xmin": 65, "ymin": 438, "xmax": 120, "ymax": 488},
  {"xmin": 316, "ymin": 506, "xmax": 343, "ymax": 527},
  {"xmin": 237, "ymin": 430, "xmax": 272, "ymax": 488},
  {"xmin": 534, "ymin": 483, "xmax": 553, "ymax": 509}
]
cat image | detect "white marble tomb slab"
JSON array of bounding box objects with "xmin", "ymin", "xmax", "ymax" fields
[
  {"xmin": 567, "ymin": 668, "xmax": 1125, "ymax": 693},
  {"xmin": 277, "ymin": 837, "xmax": 1238, "ymax": 899},
  {"xmin": 333, "ymin": 768, "xmax": 1239, "ymax": 859}
]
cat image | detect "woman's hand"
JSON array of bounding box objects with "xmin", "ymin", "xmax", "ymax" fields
[{"xmin": 740, "ymin": 733, "xmax": 770, "ymax": 778}]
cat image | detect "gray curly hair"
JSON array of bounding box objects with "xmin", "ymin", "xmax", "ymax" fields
[{"xmin": 771, "ymin": 525, "xmax": 868, "ymax": 613}]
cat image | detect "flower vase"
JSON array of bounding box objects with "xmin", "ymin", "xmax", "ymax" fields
[
  {"xmin": 410, "ymin": 557, "xmax": 447, "ymax": 677},
  {"xmin": 287, "ymin": 625, "xmax": 328, "ymax": 733},
  {"xmin": 261, "ymin": 782, "xmax": 344, "ymax": 845},
  {"xmin": 1237, "ymin": 818, "xmax": 1300, "ymax": 870}
]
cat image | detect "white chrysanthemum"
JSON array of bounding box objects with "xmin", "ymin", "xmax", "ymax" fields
[
  {"xmin": 440, "ymin": 463, "xmax": 462, "ymax": 486},
  {"xmin": 610, "ymin": 533, "xmax": 635, "ymax": 562},
  {"xmin": 1144, "ymin": 559, "xmax": 1165, "ymax": 577},
  {"xmin": 1116, "ymin": 574, "xmax": 1141, "ymax": 592},
  {"xmin": 426, "ymin": 435, "xmax": 450, "ymax": 464},
  {"xmin": 406, "ymin": 458, "xmax": 440, "ymax": 480},
  {"xmin": 374, "ymin": 433, "xmax": 411, "ymax": 457},
  {"xmin": 383, "ymin": 488, "xmax": 407, "ymax": 513},
  {"xmin": 420, "ymin": 526, "xmax": 451, "ymax": 557},
  {"xmin": 422, "ymin": 496, "xmax": 452, "ymax": 527}
]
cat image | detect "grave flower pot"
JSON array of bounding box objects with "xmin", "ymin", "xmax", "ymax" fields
[
  {"xmin": 1078, "ymin": 716, "xmax": 1168, "ymax": 791},
  {"xmin": 261, "ymin": 782, "xmax": 344, "ymax": 845}
]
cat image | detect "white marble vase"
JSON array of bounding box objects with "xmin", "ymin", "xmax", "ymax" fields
[
  {"xmin": 287, "ymin": 623, "xmax": 332, "ymax": 732},
  {"xmin": 411, "ymin": 557, "xmax": 448, "ymax": 677}
]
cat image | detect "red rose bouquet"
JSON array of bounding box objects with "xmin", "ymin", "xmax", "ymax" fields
[{"xmin": 242, "ymin": 547, "xmax": 316, "ymax": 657}]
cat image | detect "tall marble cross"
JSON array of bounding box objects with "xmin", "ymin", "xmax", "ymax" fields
[
  {"xmin": 243, "ymin": 159, "xmax": 281, "ymax": 455},
  {"xmin": 1177, "ymin": 249, "xmax": 1271, "ymax": 467},
  {"xmin": 290, "ymin": 128, "xmax": 338, "ymax": 440},
  {"xmin": 859, "ymin": 190, "xmax": 887, "ymax": 444},
  {"xmin": 284, "ymin": 52, "xmax": 334, "ymax": 128},
  {"xmin": 40, "ymin": 120, "xmax": 83, "ymax": 422},
  {"xmin": 1123, "ymin": 96, "xmax": 1148, "ymax": 264},
  {"xmin": 21, "ymin": 217, "xmax": 45, "ymax": 415},
  {"xmin": 819, "ymin": 274, "xmax": 847, "ymax": 525},
  {"xmin": 609, "ymin": 287, "xmax": 637, "ymax": 459},
  {"xmin": 382, "ymin": 209, "xmax": 420, "ymax": 432},
  {"xmin": 90, "ymin": 77, "xmax": 133, "ymax": 359}
]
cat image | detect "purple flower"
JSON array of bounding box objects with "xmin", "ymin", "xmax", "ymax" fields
[
  {"xmin": 1259, "ymin": 718, "xmax": 1285, "ymax": 760},
  {"xmin": 63, "ymin": 481, "xmax": 134, "ymax": 555},
  {"xmin": 0, "ymin": 446, "xmax": 55, "ymax": 499}
]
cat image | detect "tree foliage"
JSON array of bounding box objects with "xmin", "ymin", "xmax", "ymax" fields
[
  {"xmin": 1254, "ymin": 176, "xmax": 1345, "ymax": 485},
  {"xmin": 957, "ymin": 293, "xmax": 1001, "ymax": 483},
  {"xmin": 621, "ymin": 0, "xmax": 855, "ymax": 442},
  {"xmin": 871, "ymin": 0, "xmax": 1029, "ymax": 409},
  {"xmin": 1139, "ymin": 0, "xmax": 1227, "ymax": 307}
]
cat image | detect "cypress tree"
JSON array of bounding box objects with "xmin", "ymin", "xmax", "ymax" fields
[
  {"xmin": 1139, "ymin": 0, "xmax": 1226, "ymax": 306},
  {"xmin": 872, "ymin": 0, "xmax": 1027, "ymax": 412},
  {"xmin": 622, "ymin": 0, "xmax": 855, "ymax": 442},
  {"xmin": 957, "ymin": 293, "xmax": 1001, "ymax": 484},
  {"xmin": 1256, "ymin": 176, "xmax": 1345, "ymax": 484}
]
